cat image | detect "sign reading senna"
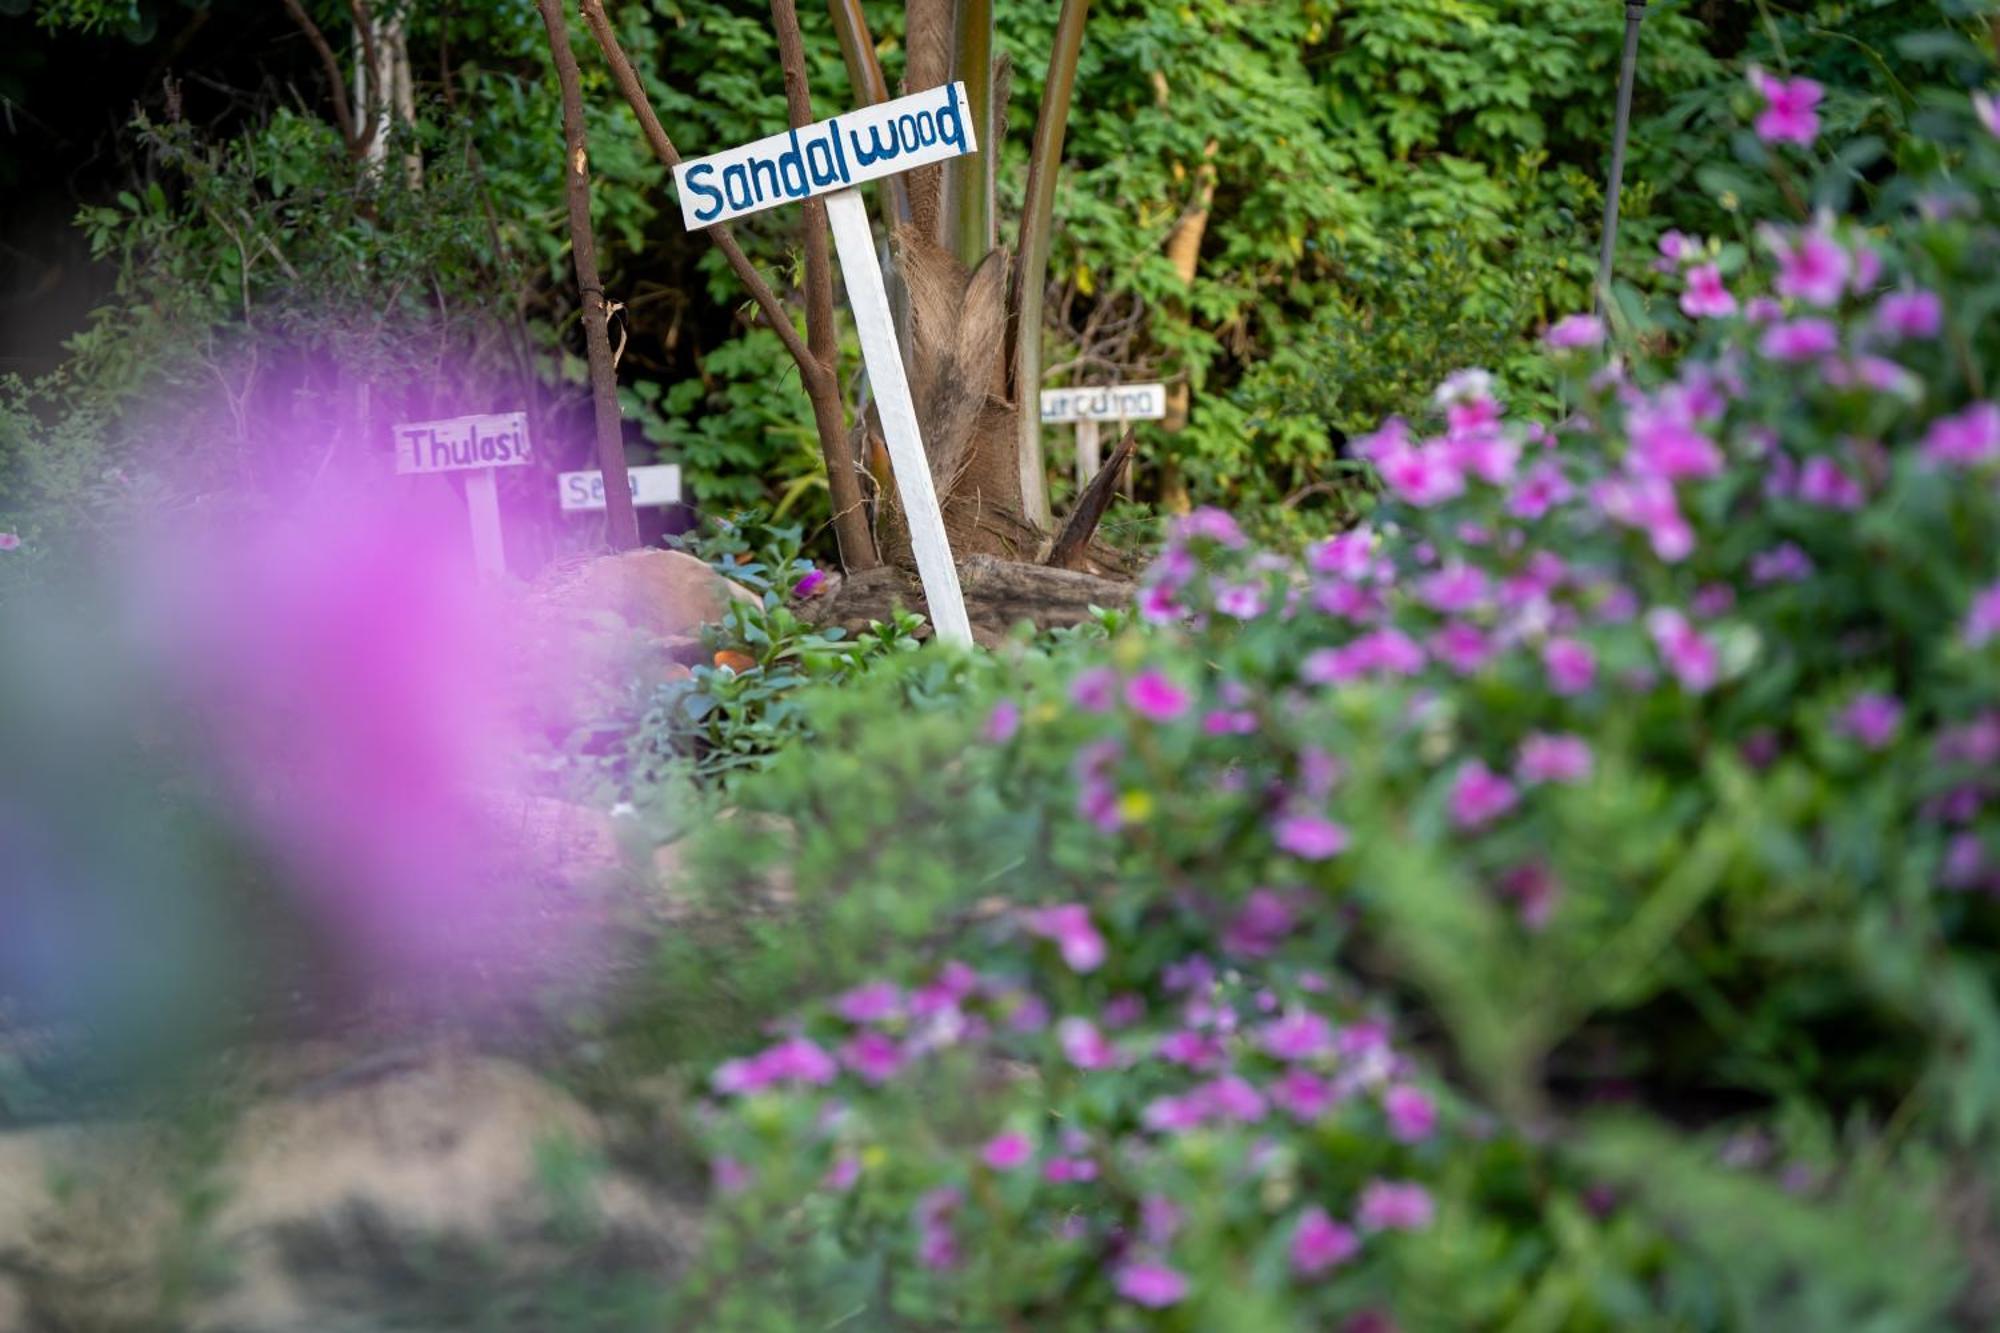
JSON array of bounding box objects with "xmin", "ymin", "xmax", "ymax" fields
[{"xmin": 673, "ymin": 83, "xmax": 976, "ymax": 229}]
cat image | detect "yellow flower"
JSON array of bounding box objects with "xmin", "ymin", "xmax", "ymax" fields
[{"xmin": 1118, "ymin": 790, "xmax": 1155, "ymax": 823}]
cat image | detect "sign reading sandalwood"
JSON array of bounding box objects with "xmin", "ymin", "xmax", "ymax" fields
[
  {"xmin": 673, "ymin": 83, "xmax": 977, "ymax": 229},
  {"xmin": 394, "ymin": 413, "xmax": 533, "ymax": 476},
  {"xmin": 1039, "ymin": 384, "xmax": 1169, "ymax": 425}
]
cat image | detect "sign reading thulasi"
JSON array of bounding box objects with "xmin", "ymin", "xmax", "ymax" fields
[{"xmin": 393, "ymin": 412, "xmax": 532, "ymax": 577}]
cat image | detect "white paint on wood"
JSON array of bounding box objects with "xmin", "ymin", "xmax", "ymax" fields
[
  {"xmin": 825, "ymin": 187, "xmax": 973, "ymax": 648},
  {"xmin": 463, "ymin": 467, "xmax": 506, "ymax": 577},
  {"xmin": 674, "ymin": 84, "xmax": 977, "ymax": 230},
  {"xmin": 558, "ymin": 464, "xmax": 682, "ymax": 513},
  {"xmin": 1074, "ymin": 418, "xmax": 1101, "ymax": 493},
  {"xmin": 1040, "ymin": 383, "xmax": 1168, "ymax": 425},
  {"xmin": 394, "ymin": 413, "xmax": 533, "ymax": 476}
]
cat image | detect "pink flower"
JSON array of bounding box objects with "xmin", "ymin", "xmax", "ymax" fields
[
  {"xmin": 1058, "ymin": 1017, "xmax": 1118, "ymax": 1070},
  {"xmin": 1760, "ymin": 317, "xmax": 1840, "ymax": 361},
  {"xmin": 1796, "ymin": 456, "xmax": 1867, "ymax": 510},
  {"xmin": 1874, "ymin": 288, "xmax": 1942, "ymax": 340},
  {"xmin": 1750, "ymin": 68, "xmax": 1824, "ymax": 146},
  {"xmin": 1158, "ymin": 1028, "xmax": 1225, "ymax": 1070},
  {"xmin": 1114, "ymin": 1262, "xmax": 1189, "ymax": 1308},
  {"xmin": 1431, "ymin": 621, "xmax": 1496, "ymax": 675},
  {"xmin": 1200, "ymin": 1075, "xmax": 1269, "ymax": 1122},
  {"xmin": 1203, "ymin": 708, "xmax": 1259, "ymax": 735},
  {"xmin": 1223, "ymin": 889, "xmax": 1297, "ymax": 958},
  {"xmin": 1921, "ymin": 402, "xmax": 2000, "ymax": 467},
  {"xmin": 1127, "ymin": 670, "xmax": 1191, "ymax": 722},
  {"xmin": 1043, "ymin": 1156, "xmax": 1098, "ymax": 1184},
  {"xmin": 1657, "ymin": 229, "xmax": 1698, "ymax": 266},
  {"xmin": 1070, "ymin": 666, "xmax": 1119, "ymax": 712},
  {"xmin": 1772, "ymin": 228, "xmax": 1851, "ymax": 307},
  {"xmin": 1680, "ymin": 263, "xmax": 1738, "ymax": 319},
  {"xmin": 834, "ymin": 980, "xmax": 904, "ymax": 1024},
  {"xmin": 1975, "ymin": 91, "xmax": 2000, "ymax": 138},
  {"xmin": 0, "ymin": 533, "xmax": 20, "ymax": 552},
  {"xmin": 1383, "ymin": 1084, "xmax": 1438, "ymax": 1143},
  {"xmin": 1378, "ymin": 445, "xmax": 1466, "ymax": 506},
  {"xmin": 1273, "ymin": 812, "xmax": 1350, "ymax": 861},
  {"xmin": 1498, "ymin": 862, "xmax": 1560, "ymax": 930},
  {"xmin": 1270, "ymin": 1068, "xmax": 1337, "ymax": 1120},
  {"xmin": 1142, "ymin": 1093, "xmax": 1210, "ymax": 1133},
  {"xmin": 1310, "ymin": 528, "xmax": 1380, "ymax": 581},
  {"xmin": 1543, "ymin": 637, "xmax": 1598, "ymax": 694},
  {"xmin": 1358, "ymin": 1179, "xmax": 1436, "ymax": 1232},
  {"xmin": 983, "ymin": 699, "xmax": 1021, "ymax": 743},
  {"xmin": 1840, "ymin": 693, "xmax": 1903, "ymax": 749},
  {"xmin": 1518, "ymin": 733, "xmax": 1594, "ymax": 785},
  {"xmin": 1627, "ymin": 396, "xmax": 1724, "ymax": 480},
  {"xmin": 1591, "ymin": 473, "xmax": 1695, "ymax": 562},
  {"xmin": 1692, "ymin": 583, "xmax": 1737, "ymax": 619},
  {"xmin": 1450, "ymin": 760, "xmax": 1518, "ymax": 830},
  {"xmin": 1258, "ymin": 1009, "xmax": 1336, "ymax": 1061},
  {"xmin": 1509, "ymin": 460, "xmax": 1575, "ymax": 520},
  {"xmin": 711, "ymin": 1157, "xmax": 753, "ymax": 1195},
  {"xmin": 1025, "ymin": 904, "xmax": 1107, "ymax": 973},
  {"xmin": 1290, "ymin": 1206, "xmax": 1361, "ymax": 1276},
  {"xmin": 824, "ymin": 1156, "xmax": 861, "ymax": 1191},
  {"xmin": 981, "ymin": 1132, "xmax": 1034, "ymax": 1171},
  {"xmin": 792, "ymin": 567, "xmax": 828, "ymax": 599},
  {"xmin": 1544, "ymin": 313, "xmax": 1605, "ymax": 349},
  {"xmin": 1751, "ymin": 542, "xmax": 1815, "ymax": 585},
  {"xmin": 713, "ymin": 1036, "xmax": 839, "ymax": 1095},
  {"xmin": 1175, "ymin": 507, "xmax": 1246, "ymax": 548},
  {"xmin": 1418, "ymin": 563, "xmax": 1491, "ymax": 614},
  {"xmin": 915, "ymin": 1187, "xmax": 961, "ymax": 1270},
  {"xmin": 1215, "ymin": 581, "xmax": 1267, "ymax": 620},
  {"xmin": 1647, "ymin": 608, "xmax": 1720, "ymax": 693},
  {"xmin": 1966, "ymin": 580, "xmax": 2000, "ymax": 647},
  {"xmin": 839, "ymin": 1030, "xmax": 909, "ymax": 1084}
]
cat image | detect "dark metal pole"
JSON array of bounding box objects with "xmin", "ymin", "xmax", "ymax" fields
[{"xmin": 1597, "ymin": 0, "xmax": 1647, "ymax": 310}]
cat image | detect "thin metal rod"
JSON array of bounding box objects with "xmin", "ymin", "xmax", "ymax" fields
[{"xmin": 1596, "ymin": 1, "xmax": 1647, "ymax": 310}]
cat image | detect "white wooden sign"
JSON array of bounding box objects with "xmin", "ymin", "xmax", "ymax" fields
[
  {"xmin": 1039, "ymin": 384, "xmax": 1168, "ymax": 425},
  {"xmin": 673, "ymin": 83, "xmax": 976, "ymax": 230},
  {"xmin": 1039, "ymin": 385, "xmax": 1166, "ymax": 493},
  {"xmin": 394, "ymin": 412, "xmax": 532, "ymax": 577},
  {"xmin": 675, "ymin": 86, "xmax": 975, "ymax": 647},
  {"xmin": 559, "ymin": 464, "xmax": 682, "ymax": 513}
]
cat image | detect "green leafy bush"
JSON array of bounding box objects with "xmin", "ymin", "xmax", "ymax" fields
[{"xmin": 649, "ymin": 69, "xmax": 2000, "ymax": 1329}]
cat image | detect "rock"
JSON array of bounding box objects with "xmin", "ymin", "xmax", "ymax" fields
[
  {"xmin": 533, "ymin": 549, "xmax": 757, "ymax": 644},
  {"xmin": 0, "ymin": 1053, "xmax": 702, "ymax": 1332}
]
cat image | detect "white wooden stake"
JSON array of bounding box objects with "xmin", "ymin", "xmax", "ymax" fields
[
  {"xmin": 1074, "ymin": 418, "xmax": 1101, "ymax": 495},
  {"xmin": 825, "ymin": 187, "xmax": 973, "ymax": 648},
  {"xmin": 463, "ymin": 467, "xmax": 507, "ymax": 577}
]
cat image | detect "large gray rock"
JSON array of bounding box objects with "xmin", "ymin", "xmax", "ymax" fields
[{"xmin": 0, "ymin": 1053, "xmax": 701, "ymax": 1332}]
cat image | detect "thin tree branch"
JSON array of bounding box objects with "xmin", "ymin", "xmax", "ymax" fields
[
  {"xmin": 536, "ymin": 0, "xmax": 641, "ymax": 551},
  {"xmin": 346, "ymin": 0, "xmax": 383, "ymax": 160},
  {"xmin": 1008, "ymin": 0, "xmax": 1091, "ymax": 532},
  {"xmin": 576, "ymin": 0, "xmax": 811, "ymax": 373},
  {"xmin": 277, "ymin": 0, "xmax": 357, "ymax": 147},
  {"xmin": 771, "ymin": 0, "xmax": 879, "ymax": 573}
]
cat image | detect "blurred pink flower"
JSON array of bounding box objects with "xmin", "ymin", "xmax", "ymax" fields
[
  {"xmin": 1545, "ymin": 313, "xmax": 1605, "ymax": 349},
  {"xmin": 1543, "ymin": 637, "xmax": 1598, "ymax": 695},
  {"xmin": 1874, "ymin": 288, "xmax": 1942, "ymax": 340},
  {"xmin": 1070, "ymin": 666, "xmax": 1119, "ymax": 713},
  {"xmin": 1967, "ymin": 580, "xmax": 2000, "ymax": 648},
  {"xmin": 984, "ymin": 699, "xmax": 1021, "ymax": 743},
  {"xmin": 1772, "ymin": 228, "xmax": 1850, "ymax": 306},
  {"xmin": 1759, "ymin": 317, "xmax": 1840, "ymax": 361},
  {"xmin": 1127, "ymin": 670, "xmax": 1191, "ymax": 722},
  {"xmin": 1383, "ymin": 1084, "xmax": 1438, "ymax": 1143},
  {"xmin": 1290, "ymin": 1206, "xmax": 1361, "ymax": 1276},
  {"xmin": 1025, "ymin": 904, "xmax": 1107, "ymax": 973},
  {"xmin": 0, "ymin": 533, "xmax": 20, "ymax": 551},
  {"xmin": 1450, "ymin": 760, "xmax": 1519, "ymax": 830},
  {"xmin": 981, "ymin": 1132, "xmax": 1034, "ymax": 1170},
  {"xmin": 1272, "ymin": 812, "xmax": 1350, "ymax": 861},
  {"xmin": 1750, "ymin": 68, "xmax": 1823, "ymax": 146},
  {"xmin": 1258, "ymin": 1010, "xmax": 1336, "ymax": 1061},
  {"xmin": 833, "ymin": 980, "xmax": 904, "ymax": 1024},
  {"xmin": 1751, "ymin": 542, "xmax": 1815, "ymax": 585},
  {"xmin": 1518, "ymin": 733, "xmax": 1594, "ymax": 785},
  {"xmin": 1921, "ymin": 402, "xmax": 2000, "ymax": 467},
  {"xmin": 1680, "ymin": 263, "xmax": 1738, "ymax": 319},
  {"xmin": 1647, "ymin": 608, "xmax": 1720, "ymax": 693},
  {"xmin": 1058, "ymin": 1017, "xmax": 1119, "ymax": 1070},
  {"xmin": 1114, "ymin": 1262, "xmax": 1189, "ymax": 1308},
  {"xmin": 1358, "ymin": 1179, "xmax": 1436, "ymax": 1231},
  {"xmin": 1839, "ymin": 693, "xmax": 1904, "ymax": 749}
]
